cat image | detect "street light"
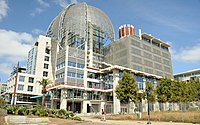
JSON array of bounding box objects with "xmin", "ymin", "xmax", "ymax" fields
[
  {"xmin": 12, "ymin": 62, "xmax": 19, "ymax": 106},
  {"xmin": 146, "ymin": 85, "xmax": 151, "ymax": 124}
]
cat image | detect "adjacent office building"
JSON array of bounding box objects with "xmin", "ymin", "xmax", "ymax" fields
[{"xmin": 174, "ymin": 69, "xmax": 200, "ymax": 81}]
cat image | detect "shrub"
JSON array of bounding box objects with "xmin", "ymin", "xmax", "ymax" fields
[
  {"xmin": 57, "ymin": 115, "xmax": 67, "ymax": 119},
  {"xmin": 71, "ymin": 116, "xmax": 82, "ymax": 121},
  {"xmin": 18, "ymin": 107, "xmax": 28, "ymax": 115},
  {"xmin": 6, "ymin": 106, "xmax": 19, "ymax": 115},
  {"xmin": 48, "ymin": 114, "xmax": 57, "ymax": 118}
]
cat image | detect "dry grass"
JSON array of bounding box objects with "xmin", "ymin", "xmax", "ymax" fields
[
  {"xmin": 94, "ymin": 111, "xmax": 200, "ymax": 123},
  {"xmin": 141, "ymin": 111, "xmax": 200, "ymax": 123},
  {"xmin": 93, "ymin": 114, "xmax": 137, "ymax": 120}
]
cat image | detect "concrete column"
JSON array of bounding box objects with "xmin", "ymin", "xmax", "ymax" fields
[
  {"xmin": 142, "ymin": 99, "xmax": 148, "ymax": 112},
  {"xmin": 129, "ymin": 102, "xmax": 135, "ymax": 114},
  {"xmin": 113, "ymin": 70, "xmax": 120, "ymax": 114},
  {"xmin": 100, "ymin": 101, "xmax": 105, "ymax": 111},
  {"xmin": 82, "ymin": 100, "xmax": 88, "ymax": 114},
  {"xmin": 154, "ymin": 102, "xmax": 159, "ymax": 111},
  {"xmin": 143, "ymin": 78, "xmax": 146, "ymax": 90},
  {"xmin": 60, "ymin": 89, "xmax": 67, "ymax": 110},
  {"xmin": 88, "ymin": 25, "xmax": 93, "ymax": 67}
]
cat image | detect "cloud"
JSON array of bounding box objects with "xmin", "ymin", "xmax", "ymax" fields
[
  {"xmin": 53, "ymin": 0, "xmax": 69, "ymax": 7},
  {"xmin": 173, "ymin": 42, "xmax": 200, "ymax": 63},
  {"xmin": 31, "ymin": 0, "xmax": 50, "ymax": 16},
  {"xmin": 71, "ymin": 0, "xmax": 78, "ymax": 4},
  {"xmin": 0, "ymin": 0, "xmax": 9, "ymax": 21},
  {"xmin": 32, "ymin": 28, "xmax": 45, "ymax": 35},
  {"xmin": 0, "ymin": 29, "xmax": 35, "ymax": 76},
  {"xmin": 0, "ymin": 63, "xmax": 12, "ymax": 75},
  {"xmin": 37, "ymin": 0, "xmax": 50, "ymax": 8},
  {"xmin": 53, "ymin": 0, "xmax": 79, "ymax": 8}
]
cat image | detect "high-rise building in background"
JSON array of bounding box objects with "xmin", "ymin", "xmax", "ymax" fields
[
  {"xmin": 3, "ymin": 3, "xmax": 173, "ymax": 114},
  {"xmin": 4, "ymin": 36, "xmax": 56, "ymax": 106}
]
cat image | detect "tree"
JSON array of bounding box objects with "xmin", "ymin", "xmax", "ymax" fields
[
  {"xmin": 169, "ymin": 80, "xmax": 182, "ymax": 103},
  {"xmin": 156, "ymin": 78, "xmax": 172, "ymax": 103},
  {"xmin": 115, "ymin": 72, "xmax": 139, "ymax": 110},
  {"xmin": 146, "ymin": 81, "xmax": 156, "ymax": 103},
  {"xmin": 38, "ymin": 78, "xmax": 52, "ymax": 110},
  {"xmin": 156, "ymin": 78, "xmax": 173, "ymax": 111}
]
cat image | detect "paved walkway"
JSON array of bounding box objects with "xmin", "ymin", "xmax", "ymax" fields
[{"xmin": 80, "ymin": 116, "xmax": 200, "ymax": 125}]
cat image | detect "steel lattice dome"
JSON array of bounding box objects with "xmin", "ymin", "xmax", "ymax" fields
[{"xmin": 46, "ymin": 3, "xmax": 114, "ymax": 41}]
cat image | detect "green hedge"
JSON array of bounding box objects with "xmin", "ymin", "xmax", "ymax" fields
[{"xmin": 0, "ymin": 106, "xmax": 81, "ymax": 121}]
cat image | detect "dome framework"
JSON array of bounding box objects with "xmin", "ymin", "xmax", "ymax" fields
[{"xmin": 46, "ymin": 3, "xmax": 114, "ymax": 43}]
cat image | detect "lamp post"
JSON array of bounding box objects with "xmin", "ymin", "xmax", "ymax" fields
[
  {"xmin": 146, "ymin": 87, "xmax": 151, "ymax": 124},
  {"xmin": 12, "ymin": 62, "xmax": 19, "ymax": 106}
]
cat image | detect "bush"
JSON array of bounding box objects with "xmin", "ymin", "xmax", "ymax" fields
[
  {"xmin": 3, "ymin": 106, "xmax": 76, "ymax": 120},
  {"xmin": 18, "ymin": 107, "xmax": 28, "ymax": 115},
  {"xmin": 71, "ymin": 116, "xmax": 82, "ymax": 121},
  {"xmin": 57, "ymin": 109, "xmax": 67, "ymax": 116},
  {"xmin": 48, "ymin": 114, "xmax": 57, "ymax": 118},
  {"xmin": 6, "ymin": 106, "xmax": 19, "ymax": 115},
  {"xmin": 57, "ymin": 115, "xmax": 67, "ymax": 119}
]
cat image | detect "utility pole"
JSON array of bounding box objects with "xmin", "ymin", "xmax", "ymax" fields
[
  {"xmin": 12, "ymin": 62, "xmax": 19, "ymax": 106},
  {"xmin": 146, "ymin": 85, "xmax": 151, "ymax": 124}
]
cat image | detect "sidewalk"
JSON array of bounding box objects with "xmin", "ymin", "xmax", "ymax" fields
[{"xmin": 80, "ymin": 116, "xmax": 199, "ymax": 125}]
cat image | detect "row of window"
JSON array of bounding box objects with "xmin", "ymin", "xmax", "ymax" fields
[
  {"xmin": 67, "ymin": 72, "xmax": 84, "ymax": 78},
  {"xmin": 68, "ymin": 61, "xmax": 84, "ymax": 69},
  {"xmin": 19, "ymin": 76, "xmax": 34, "ymax": 83},
  {"xmin": 131, "ymin": 41, "xmax": 170, "ymax": 58},
  {"xmin": 18, "ymin": 85, "xmax": 33, "ymax": 92},
  {"xmin": 141, "ymin": 37, "xmax": 169, "ymax": 51},
  {"xmin": 19, "ymin": 72, "xmax": 48, "ymax": 82},
  {"xmin": 57, "ymin": 62, "xmax": 65, "ymax": 70},
  {"xmin": 131, "ymin": 55, "xmax": 171, "ymax": 66}
]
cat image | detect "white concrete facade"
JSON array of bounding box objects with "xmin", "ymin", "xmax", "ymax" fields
[{"xmin": 5, "ymin": 35, "xmax": 55, "ymax": 105}]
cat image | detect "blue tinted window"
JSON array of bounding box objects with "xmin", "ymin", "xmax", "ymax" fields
[
  {"xmin": 135, "ymin": 75, "xmax": 143, "ymax": 90},
  {"xmin": 77, "ymin": 73, "xmax": 83, "ymax": 78},
  {"xmin": 67, "ymin": 72, "xmax": 76, "ymax": 77},
  {"xmin": 77, "ymin": 63, "xmax": 84, "ymax": 68},
  {"xmin": 19, "ymin": 76, "xmax": 25, "ymax": 82},
  {"xmin": 18, "ymin": 85, "xmax": 24, "ymax": 90},
  {"xmin": 68, "ymin": 61, "xmax": 76, "ymax": 67},
  {"xmin": 119, "ymin": 71, "xmax": 123, "ymax": 79},
  {"xmin": 146, "ymin": 78, "xmax": 154, "ymax": 84}
]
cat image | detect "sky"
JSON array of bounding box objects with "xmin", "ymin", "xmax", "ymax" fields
[{"xmin": 0, "ymin": 0, "xmax": 200, "ymax": 82}]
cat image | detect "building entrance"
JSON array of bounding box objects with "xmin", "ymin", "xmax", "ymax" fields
[{"xmin": 67, "ymin": 102, "xmax": 81, "ymax": 113}]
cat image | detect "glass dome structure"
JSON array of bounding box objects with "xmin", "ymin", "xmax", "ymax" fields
[{"xmin": 46, "ymin": 3, "xmax": 114, "ymax": 42}]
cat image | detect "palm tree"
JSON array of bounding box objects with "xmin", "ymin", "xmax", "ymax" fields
[{"xmin": 38, "ymin": 78, "xmax": 52, "ymax": 110}]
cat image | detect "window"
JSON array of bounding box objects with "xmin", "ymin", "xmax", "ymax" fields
[
  {"xmin": 77, "ymin": 73, "xmax": 83, "ymax": 78},
  {"xmin": 45, "ymin": 48, "xmax": 50, "ymax": 54},
  {"xmin": 28, "ymin": 77, "xmax": 34, "ymax": 83},
  {"xmin": 19, "ymin": 76, "xmax": 25, "ymax": 82},
  {"xmin": 44, "ymin": 63, "xmax": 49, "ymax": 69},
  {"xmin": 18, "ymin": 85, "xmax": 24, "ymax": 90},
  {"xmin": 143, "ymin": 44, "xmax": 151, "ymax": 51},
  {"xmin": 135, "ymin": 76, "xmax": 143, "ymax": 90},
  {"xmin": 44, "ymin": 56, "xmax": 49, "ymax": 61},
  {"xmin": 68, "ymin": 61, "xmax": 76, "ymax": 67},
  {"xmin": 27, "ymin": 86, "xmax": 33, "ymax": 92},
  {"xmin": 43, "ymin": 71, "xmax": 48, "ymax": 77},
  {"xmin": 67, "ymin": 72, "xmax": 76, "ymax": 77},
  {"xmin": 77, "ymin": 63, "xmax": 84, "ymax": 68}
]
